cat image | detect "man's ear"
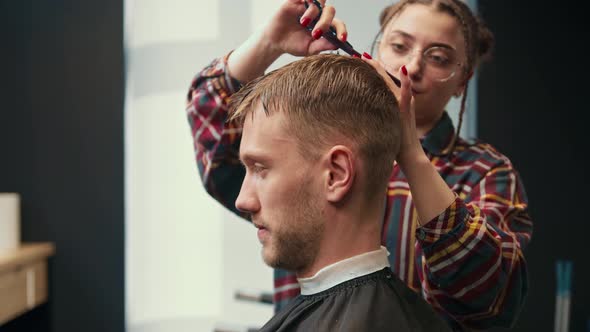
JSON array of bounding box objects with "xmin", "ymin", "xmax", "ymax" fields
[{"xmin": 322, "ymin": 145, "xmax": 355, "ymax": 203}]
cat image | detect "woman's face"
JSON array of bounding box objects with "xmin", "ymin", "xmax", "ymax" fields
[{"xmin": 378, "ymin": 4, "xmax": 468, "ymax": 125}]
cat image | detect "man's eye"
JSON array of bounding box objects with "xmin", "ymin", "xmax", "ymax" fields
[{"xmin": 251, "ymin": 164, "xmax": 266, "ymax": 174}]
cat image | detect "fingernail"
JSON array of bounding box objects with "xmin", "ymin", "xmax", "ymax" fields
[
  {"xmin": 352, "ymin": 54, "xmax": 360, "ymax": 58},
  {"xmin": 401, "ymin": 65, "xmax": 408, "ymax": 76},
  {"xmin": 300, "ymin": 17, "xmax": 311, "ymax": 27},
  {"xmin": 362, "ymin": 52, "xmax": 372, "ymax": 59},
  {"xmin": 340, "ymin": 32, "xmax": 347, "ymax": 42},
  {"xmin": 312, "ymin": 29, "xmax": 323, "ymax": 40}
]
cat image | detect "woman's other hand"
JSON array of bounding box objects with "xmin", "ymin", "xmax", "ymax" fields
[{"xmin": 361, "ymin": 56, "xmax": 423, "ymax": 168}]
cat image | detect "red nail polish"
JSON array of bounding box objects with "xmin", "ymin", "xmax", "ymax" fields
[
  {"xmin": 352, "ymin": 54, "xmax": 360, "ymax": 58},
  {"xmin": 362, "ymin": 52, "xmax": 372, "ymax": 59},
  {"xmin": 312, "ymin": 29, "xmax": 323, "ymax": 40},
  {"xmin": 341, "ymin": 32, "xmax": 347, "ymax": 42},
  {"xmin": 300, "ymin": 17, "xmax": 311, "ymax": 27},
  {"xmin": 401, "ymin": 65, "xmax": 408, "ymax": 76}
]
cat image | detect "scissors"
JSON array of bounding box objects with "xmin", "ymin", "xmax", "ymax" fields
[{"xmin": 302, "ymin": 0, "xmax": 401, "ymax": 87}]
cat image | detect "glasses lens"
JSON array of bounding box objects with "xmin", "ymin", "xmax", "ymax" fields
[
  {"xmin": 423, "ymin": 47, "xmax": 460, "ymax": 81},
  {"xmin": 376, "ymin": 41, "xmax": 462, "ymax": 82}
]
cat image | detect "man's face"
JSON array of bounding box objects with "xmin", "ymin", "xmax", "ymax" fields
[{"xmin": 235, "ymin": 103, "xmax": 324, "ymax": 273}]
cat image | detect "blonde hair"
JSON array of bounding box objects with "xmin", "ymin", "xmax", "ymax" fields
[{"xmin": 230, "ymin": 54, "xmax": 401, "ymax": 200}]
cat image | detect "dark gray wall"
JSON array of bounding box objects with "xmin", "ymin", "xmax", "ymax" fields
[
  {"xmin": 0, "ymin": 0, "xmax": 125, "ymax": 331},
  {"xmin": 478, "ymin": 1, "xmax": 586, "ymax": 331}
]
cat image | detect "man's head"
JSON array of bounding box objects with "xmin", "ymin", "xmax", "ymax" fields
[{"xmin": 230, "ymin": 54, "xmax": 400, "ymax": 275}]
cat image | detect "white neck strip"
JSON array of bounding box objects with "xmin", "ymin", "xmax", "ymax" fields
[{"xmin": 298, "ymin": 246, "xmax": 390, "ymax": 295}]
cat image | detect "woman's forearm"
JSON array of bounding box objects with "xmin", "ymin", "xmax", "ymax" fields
[
  {"xmin": 227, "ymin": 29, "xmax": 283, "ymax": 83},
  {"xmin": 400, "ymin": 154, "xmax": 456, "ymax": 225}
]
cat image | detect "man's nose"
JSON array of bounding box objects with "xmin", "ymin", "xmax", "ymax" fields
[{"xmin": 235, "ymin": 176, "xmax": 260, "ymax": 214}]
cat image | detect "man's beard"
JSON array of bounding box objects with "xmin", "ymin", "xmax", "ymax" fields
[{"xmin": 262, "ymin": 182, "xmax": 324, "ymax": 273}]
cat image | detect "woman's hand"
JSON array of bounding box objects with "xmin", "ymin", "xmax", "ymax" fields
[
  {"xmin": 228, "ymin": 0, "xmax": 347, "ymax": 83},
  {"xmin": 263, "ymin": 0, "xmax": 347, "ymax": 56},
  {"xmin": 362, "ymin": 55, "xmax": 455, "ymax": 224},
  {"xmin": 361, "ymin": 56, "xmax": 425, "ymax": 169}
]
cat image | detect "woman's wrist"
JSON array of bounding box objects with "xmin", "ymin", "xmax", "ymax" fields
[
  {"xmin": 397, "ymin": 148, "xmax": 429, "ymax": 175},
  {"xmin": 227, "ymin": 29, "xmax": 284, "ymax": 83},
  {"xmin": 398, "ymin": 148, "xmax": 456, "ymax": 224}
]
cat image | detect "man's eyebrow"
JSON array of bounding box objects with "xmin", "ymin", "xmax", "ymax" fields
[
  {"xmin": 239, "ymin": 152, "xmax": 271, "ymax": 166},
  {"xmin": 238, "ymin": 154, "xmax": 249, "ymax": 166}
]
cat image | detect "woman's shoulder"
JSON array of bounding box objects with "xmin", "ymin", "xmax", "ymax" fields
[{"xmin": 453, "ymin": 137, "xmax": 515, "ymax": 170}]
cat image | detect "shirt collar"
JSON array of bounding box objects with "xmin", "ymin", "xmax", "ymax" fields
[
  {"xmin": 297, "ymin": 246, "xmax": 390, "ymax": 295},
  {"xmin": 420, "ymin": 111, "xmax": 456, "ymax": 156}
]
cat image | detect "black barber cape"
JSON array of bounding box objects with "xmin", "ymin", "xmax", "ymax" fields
[{"xmin": 259, "ymin": 248, "xmax": 451, "ymax": 332}]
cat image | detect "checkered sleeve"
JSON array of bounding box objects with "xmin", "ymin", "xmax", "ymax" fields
[
  {"xmin": 185, "ymin": 54, "xmax": 249, "ymax": 219},
  {"xmin": 416, "ymin": 154, "xmax": 532, "ymax": 329}
]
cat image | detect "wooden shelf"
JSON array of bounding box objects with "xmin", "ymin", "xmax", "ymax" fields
[{"xmin": 0, "ymin": 243, "xmax": 55, "ymax": 325}]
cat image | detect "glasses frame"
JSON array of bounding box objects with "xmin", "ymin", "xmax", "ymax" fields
[{"xmin": 374, "ymin": 39, "xmax": 464, "ymax": 82}]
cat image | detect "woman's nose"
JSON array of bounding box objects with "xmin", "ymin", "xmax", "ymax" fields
[{"xmin": 404, "ymin": 52, "xmax": 425, "ymax": 81}]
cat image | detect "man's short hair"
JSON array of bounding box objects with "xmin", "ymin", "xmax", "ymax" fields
[{"xmin": 230, "ymin": 54, "xmax": 401, "ymax": 201}]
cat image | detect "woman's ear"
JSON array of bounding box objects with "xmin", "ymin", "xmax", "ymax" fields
[
  {"xmin": 323, "ymin": 145, "xmax": 355, "ymax": 203},
  {"xmin": 454, "ymin": 70, "xmax": 474, "ymax": 97}
]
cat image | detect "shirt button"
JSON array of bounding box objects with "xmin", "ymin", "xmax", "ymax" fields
[{"xmin": 417, "ymin": 228, "xmax": 427, "ymax": 241}]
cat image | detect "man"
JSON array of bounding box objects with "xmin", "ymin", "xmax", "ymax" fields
[{"xmin": 228, "ymin": 54, "xmax": 451, "ymax": 331}]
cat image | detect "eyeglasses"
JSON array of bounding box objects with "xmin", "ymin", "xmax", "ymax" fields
[{"xmin": 377, "ymin": 42, "xmax": 463, "ymax": 82}]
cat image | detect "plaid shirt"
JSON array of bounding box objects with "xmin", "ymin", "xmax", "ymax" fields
[{"xmin": 186, "ymin": 55, "xmax": 532, "ymax": 330}]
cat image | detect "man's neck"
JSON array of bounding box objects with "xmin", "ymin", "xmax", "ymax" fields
[
  {"xmin": 297, "ymin": 246, "xmax": 390, "ymax": 295},
  {"xmin": 296, "ymin": 212, "xmax": 382, "ymax": 279}
]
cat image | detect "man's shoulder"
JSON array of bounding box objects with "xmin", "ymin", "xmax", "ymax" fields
[
  {"xmin": 259, "ymin": 268, "xmax": 452, "ymax": 332},
  {"xmin": 377, "ymin": 268, "xmax": 453, "ymax": 331}
]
